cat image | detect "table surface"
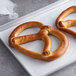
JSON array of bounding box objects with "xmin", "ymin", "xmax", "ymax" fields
[{"xmin": 0, "ymin": 0, "xmax": 76, "ymax": 76}]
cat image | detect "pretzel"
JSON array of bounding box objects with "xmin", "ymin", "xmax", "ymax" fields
[
  {"xmin": 9, "ymin": 21, "xmax": 69, "ymax": 61},
  {"xmin": 56, "ymin": 6, "xmax": 76, "ymax": 36}
]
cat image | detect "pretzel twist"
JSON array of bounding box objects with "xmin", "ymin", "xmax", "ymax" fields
[
  {"xmin": 56, "ymin": 6, "xmax": 76, "ymax": 36},
  {"xmin": 9, "ymin": 21, "xmax": 69, "ymax": 61}
]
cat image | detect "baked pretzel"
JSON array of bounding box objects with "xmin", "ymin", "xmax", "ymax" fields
[
  {"xmin": 9, "ymin": 21, "xmax": 69, "ymax": 61},
  {"xmin": 56, "ymin": 6, "xmax": 76, "ymax": 36}
]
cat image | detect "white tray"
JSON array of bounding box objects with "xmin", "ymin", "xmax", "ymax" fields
[{"xmin": 0, "ymin": 0, "xmax": 76, "ymax": 76}]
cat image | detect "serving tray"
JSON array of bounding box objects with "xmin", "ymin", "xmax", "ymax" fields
[{"xmin": 0, "ymin": 0, "xmax": 76, "ymax": 76}]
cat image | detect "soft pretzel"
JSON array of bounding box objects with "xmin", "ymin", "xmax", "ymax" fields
[
  {"xmin": 56, "ymin": 6, "xmax": 76, "ymax": 36},
  {"xmin": 9, "ymin": 21, "xmax": 69, "ymax": 61}
]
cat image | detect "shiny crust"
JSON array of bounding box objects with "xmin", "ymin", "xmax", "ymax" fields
[
  {"xmin": 56, "ymin": 6, "xmax": 76, "ymax": 37},
  {"xmin": 9, "ymin": 21, "xmax": 69, "ymax": 61}
]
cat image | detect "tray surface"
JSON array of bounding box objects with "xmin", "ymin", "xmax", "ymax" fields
[{"xmin": 0, "ymin": 0, "xmax": 76, "ymax": 76}]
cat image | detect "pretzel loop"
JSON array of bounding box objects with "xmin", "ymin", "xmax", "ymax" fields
[
  {"xmin": 9, "ymin": 21, "xmax": 69, "ymax": 61},
  {"xmin": 56, "ymin": 6, "xmax": 76, "ymax": 36}
]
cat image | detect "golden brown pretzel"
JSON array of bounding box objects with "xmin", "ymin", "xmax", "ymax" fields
[
  {"xmin": 56, "ymin": 6, "xmax": 76, "ymax": 36},
  {"xmin": 9, "ymin": 21, "xmax": 69, "ymax": 61}
]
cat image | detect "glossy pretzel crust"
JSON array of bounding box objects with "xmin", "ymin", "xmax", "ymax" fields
[
  {"xmin": 9, "ymin": 21, "xmax": 69, "ymax": 61},
  {"xmin": 56, "ymin": 6, "xmax": 76, "ymax": 36}
]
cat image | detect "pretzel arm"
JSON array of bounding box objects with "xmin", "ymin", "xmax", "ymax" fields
[
  {"xmin": 59, "ymin": 20, "xmax": 76, "ymax": 28},
  {"xmin": 12, "ymin": 33, "xmax": 40, "ymax": 45},
  {"xmin": 42, "ymin": 35, "xmax": 52, "ymax": 56}
]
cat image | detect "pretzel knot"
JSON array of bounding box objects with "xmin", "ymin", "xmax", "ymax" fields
[
  {"xmin": 9, "ymin": 21, "xmax": 69, "ymax": 61},
  {"xmin": 56, "ymin": 6, "xmax": 76, "ymax": 37}
]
